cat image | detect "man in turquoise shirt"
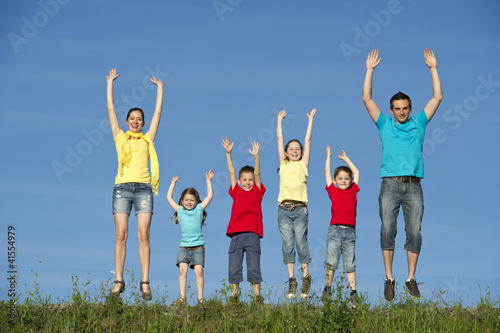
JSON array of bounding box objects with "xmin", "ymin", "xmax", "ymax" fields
[{"xmin": 362, "ymin": 49, "xmax": 443, "ymax": 301}]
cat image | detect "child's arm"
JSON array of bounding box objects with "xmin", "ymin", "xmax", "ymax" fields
[
  {"xmin": 362, "ymin": 50, "xmax": 382, "ymax": 123},
  {"xmin": 201, "ymin": 170, "xmax": 215, "ymax": 209},
  {"xmin": 338, "ymin": 150, "xmax": 360, "ymax": 185},
  {"xmin": 147, "ymin": 77, "xmax": 164, "ymax": 142},
  {"xmin": 166, "ymin": 176, "xmax": 180, "ymax": 212},
  {"xmin": 277, "ymin": 110, "xmax": 286, "ymax": 163},
  {"xmin": 325, "ymin": 146, "xmax": 333, "ymax": 187},
  {"xmin": 221, "ymin": 137, "xmax": 237, "ymax": 189},
  {"xmin": 302, "ymin": 108, "xmax": 316, "ymax": 166},
  {"xmin": 106, "ymin": 68, "xmax": 121, "ymax": 140},
  {"xmin": 249, "ymin": 141, "xmax": 262, "ymax": 190}
]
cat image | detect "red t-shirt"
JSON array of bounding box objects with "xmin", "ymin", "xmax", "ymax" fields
[
  {"xmin": 226, "ymin": 183, "xmax": 266, "ymax": 238},
  {"xmin": 325, "ymin": 182, "xmax": 360, "ymax": 227}
]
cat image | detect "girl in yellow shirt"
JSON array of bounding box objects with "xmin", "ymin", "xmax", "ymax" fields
[
  {"xmin": 276, "ymin": 108, "xmax": 316, "ymax": 300},
  {"xmin": 106, "ymin": 68, "xmax": 163, "ymax": 301}
]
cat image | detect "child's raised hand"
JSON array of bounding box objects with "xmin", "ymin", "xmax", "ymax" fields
[
  {"xmin": 326, "ymin": 146, "xmax": 331, "ymax": 157},
  {"xmin": 278, "ymin": 110, "xmax": 286, "ymax": 119},
  {"xmin": 221, "ymin": 137, "xmax": 234, "ymax": 153},
  {"xmin": 424, "ymin": 49, "xmax": 437, "ymax": 69},
  {"xmin": 248, "ymin": 141, "xmax": 260, "ymax": 157},
  {"xmin": 366, "ymin": 49, "xmax": 382, "ymax": 70},
  {"xmin": 338, "ymin": 150, "xmax": 347, "ymax": 161},
  {"xmin": 206, "ymin": 169, "xmax": 214, "ymax": 180},
  {"xmin": 171, "ymin": 175, "xmax": 180, "ymax": 183},
  {"xmin": 106, "ymin": 68, "xmax": 120, "ymax": 81},
  {"xmin": 150, "ymin": 76, "xmax": 163, "ymax": 87},
  {"xmin": 307, "ymin": 108, "xmax": 317, "ymax": 119}
]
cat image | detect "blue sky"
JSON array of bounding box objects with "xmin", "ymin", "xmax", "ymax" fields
[{"xmin": 1, "ymin": 0, "xmax": 499, "ymax": 306}]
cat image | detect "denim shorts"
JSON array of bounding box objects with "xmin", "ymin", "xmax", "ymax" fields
[
  {"xmin": 112, "ymin": 182, "xmax": 154, "ymax": 215},
  {"xmin": 324, "ymin": 224, "xmax": 356, "ymax": 272},
  {"xmin": 278, "ymin": 204, "xmax": 311, "ymax": 264},
  {"xmin": 379, "ymin": 177, "xmax": 424, "ymax": 253},
  {"xmin": 228, "ymin": 232, "xmax": 262, "ymax": 284},
  {"xmin": 176, "ymin": 246, "xmax": 205, "ymax": 269}
]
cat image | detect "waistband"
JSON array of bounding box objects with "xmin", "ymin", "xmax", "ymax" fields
[
  {"xmin": 384, "ymin": 176, "xmax": 421, "ymax": 183},
  {"xmin": 180, "ymin": 245, "xmax": 205, "ymax": 250},
  {"xmin": 333, "ymin": 223, "xmax": 355, "ymax": 229},
  {"xmin": 279, "ymin": 202, "xmax": 307, "ymax": 208}
]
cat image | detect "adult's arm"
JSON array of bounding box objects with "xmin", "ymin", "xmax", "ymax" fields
[
  {"xmin": 362, "ymin": 50, "xmax": 382, "ymax": 123},
  {"xmin": 423, "ymin": 49, "xmax": 443, "ymax": 120}
]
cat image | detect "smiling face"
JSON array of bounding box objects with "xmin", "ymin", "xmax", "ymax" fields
[
  {"xmin": 238, "ymin": 171, "xmax": 255, "ymax": 192},
  {"xmin": 333, "ymin": 170, "xmax": 353, "ymax": 190},
  {"xmin": 390, "ymin": 99, "xmax": 412, "ymax": 124},
  {"xmin": 125, "ymin": 110, "xmax": 145, "ymax": 133},
  {"xmin": 181, "ymin": 194, "xmax": 197, "ymax": 210},
  {"xmin": 285, "ymin": 140, "xmax": 303, "ymax": 161}
]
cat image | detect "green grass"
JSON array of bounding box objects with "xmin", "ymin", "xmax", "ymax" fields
[{"xmin": 1, "ymin": 275, "xmax": 499, "ymax": 333}]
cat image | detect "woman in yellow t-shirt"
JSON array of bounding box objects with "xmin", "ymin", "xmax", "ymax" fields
[
  {"xmin": 276, "ymin": 108, "xmax": 316, "ymax": 300},
  {"xmin": 106, "ymin": 68, "xmax": 163, "ymax": 301}
]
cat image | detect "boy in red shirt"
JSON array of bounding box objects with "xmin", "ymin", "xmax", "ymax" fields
[
  {"xmin": 323, "ymin": 147, "xmax": 360, "ymax": 305},
  {"xmin": 221, "ymin": 137, "xmax": 266, "ymax": 304}
]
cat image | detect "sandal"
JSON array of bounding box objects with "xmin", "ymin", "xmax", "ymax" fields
[
  {"xmin": 171, "ymin": 296, "xmax": 186, "ymax": 306},
  {"xmin": 140, "ymin": 281, "xmax": 152, "ymax": 301},
  {"xmin": 197, "ymin": 298, "xmax": 207, "ymax": 305},
  {"xmin": 110, "ymin": 280, "xmax": 125, "ymax": 296}
]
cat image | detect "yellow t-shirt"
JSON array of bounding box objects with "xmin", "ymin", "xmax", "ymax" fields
[
  {"xmin": 278, "ymin": 160, "xmax": 308, "ymax": 204},
  {"xmin": 114, "ymin": 130, "xmax": 151, "ymax": 184}
]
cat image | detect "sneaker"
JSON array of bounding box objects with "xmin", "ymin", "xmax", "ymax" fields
[
  {"xmin": 384, "ymin": 278, "xmax": 395, "ymax": 302},
  {"xmin": 253, "ymin": 295, "xmax": 264, "ymax": 305},
  {"xmin": 287, "ymin": 277, "xmax": 298, "ymax": 299},
  {"xmin": 350, "ymin": 290, "xmax": 358, "ymax": 307},
  {"xmin": 405, "ymin": 279, "xmax": 420, "ymax": 298},
  {"xmin": 300, "ymin": 275, "xmax": 312, "ymax": 299},
  {"xmin": 321, "ymin": 285, "xmax": 332, "ymax": 304}
]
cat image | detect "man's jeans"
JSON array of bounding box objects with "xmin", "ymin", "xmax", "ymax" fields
[{"xmin": 379, "ymin": 178, "xmax": 424, "ymax": 253}]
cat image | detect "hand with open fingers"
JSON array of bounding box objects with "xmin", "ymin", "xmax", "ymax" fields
[
  {"xmin": 326, "ymin": 146, "xmax": 332, "ymax": 157},
  {"xmin": 106, "ymin": 68, "xmax": 120, "ymax": 81},
  {"xmin": 307, "ymin": 108, "xmax": 317, "ymax": 119},
  {"xmin": 171, "ymin": 175, "xmax": 180, "ymax": 184},
  {"xmin": 221, "ymin": 137, "xmax": 234, "ymax": 153},
  {"xmin": 366, "ymin": 50, "xmax": 382, "ymax": 70},
  {"xmin": 338, "ymin": 150, "xmax": 348, "ymax": 161},
  {"xmin": 248, "ymin": 141, "xmax": 261, "ymax": 157},
  {"xmin": 206, "ymin": 169, "xmax": 215, "ymax": 180},
  {"xmin": 150, "ymin": 76, "xmax": 163, "ymax": 87},
  {"xmin": 424, "ymin": 49, "xmax": 437, "ymax": 69}
]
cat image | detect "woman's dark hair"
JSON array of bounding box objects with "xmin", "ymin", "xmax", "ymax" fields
[
  {"xmin": 127, "ymin": 108, "xmax": 145, "ymax": 120},
  {"xmin": 173, "ymin": 188, "xmax": 207, "ymax": 225}
]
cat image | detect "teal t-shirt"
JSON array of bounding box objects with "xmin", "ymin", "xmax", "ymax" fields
[
  {"xmin": 376, "ymin": 110, "xmax": 429, "ymax": 178},
  {"xmin": 178, "ymin": 203, "xmax": 205, "ymax": 247}
]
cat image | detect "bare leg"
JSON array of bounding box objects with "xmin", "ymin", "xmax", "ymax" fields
[
  {"xmin": 325, "ymin": 269, "xmax": 335, "ymax": 286},
  {"xmin": 194, "ymin": 265, "xmax": 204, "ymax": 300},
  {"xmin": 346, "ymin": 272, "xmax": 356, "ymax": 290},
  {"xmin": 178, "ymin": 263, "xmax": 188, "ymax": 297},
  {"xmin": 407, "ymin": 251, "xmax": 419, "ymax": 280},
  {"xmin": 383, "ymin": 249, "xmax": 394, "ymax": 280},
  {"xmin": 231, "ymin": 284, "xmax": 239, "ymax": 297},
  {"xmin": 286, "ymin": 263, "xmax": 295, "ymax": 278},
  {"xmin": 301, "ymin": 263, "xmax": 309, "ymax": 277},
  {"xmin": 112, "ymin": 213, "xmax": 129, "ymax": 293},
  {"xmin": 137, "ymin": 213, "xmax": 152, "ymax": 293},
  {"xmin": 252, "ymin": 283, "xmax": 261, "ymax": 297}
]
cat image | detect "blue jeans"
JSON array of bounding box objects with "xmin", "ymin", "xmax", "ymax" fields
[
  {"xmin": 278, "ymin": 204, "xmax": 311, "ymax": 264},
  {"xmin": 176, "ymin": 246, "xmax": 205, "ymax": 269},
  {"xmin": 379, "ymin": 178, "xmax": 424, "ymax": 253},
  {"xmin": 228, "ymin": 232, "xmax": 262, "ymax": 284},
  {"xmin": 325, "ymin": 225, "xmax": 356, "ymax": 272},
  {"xmin": 112, "ymin": 182, "xmax": 154, "ymax": 215}
]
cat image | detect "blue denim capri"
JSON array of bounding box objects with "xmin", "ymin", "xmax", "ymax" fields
[
  {"xmin": 176, "ymin": 246, "xmax": 205, "ymax": 269},
  {"xmin": 324, "ymin": 224, "xmax": 356, "ymax": 272},
  {"xmin": 277, "ymin": 203, "xmax": 311, "ymax": 264}
]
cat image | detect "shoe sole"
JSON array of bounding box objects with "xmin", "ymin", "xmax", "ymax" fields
[
  {"xmin": 287, "ymin": 294, "xmax": 296, "ymax": 299},
  {"xmin": 299, "ymin": 293, "xmax": 309, "ymax": 299}
]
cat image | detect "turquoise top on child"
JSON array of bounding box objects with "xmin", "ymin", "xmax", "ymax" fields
[{"xmin": 177, "ymin": 203, "xmax": 205, "ymax": 247}]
